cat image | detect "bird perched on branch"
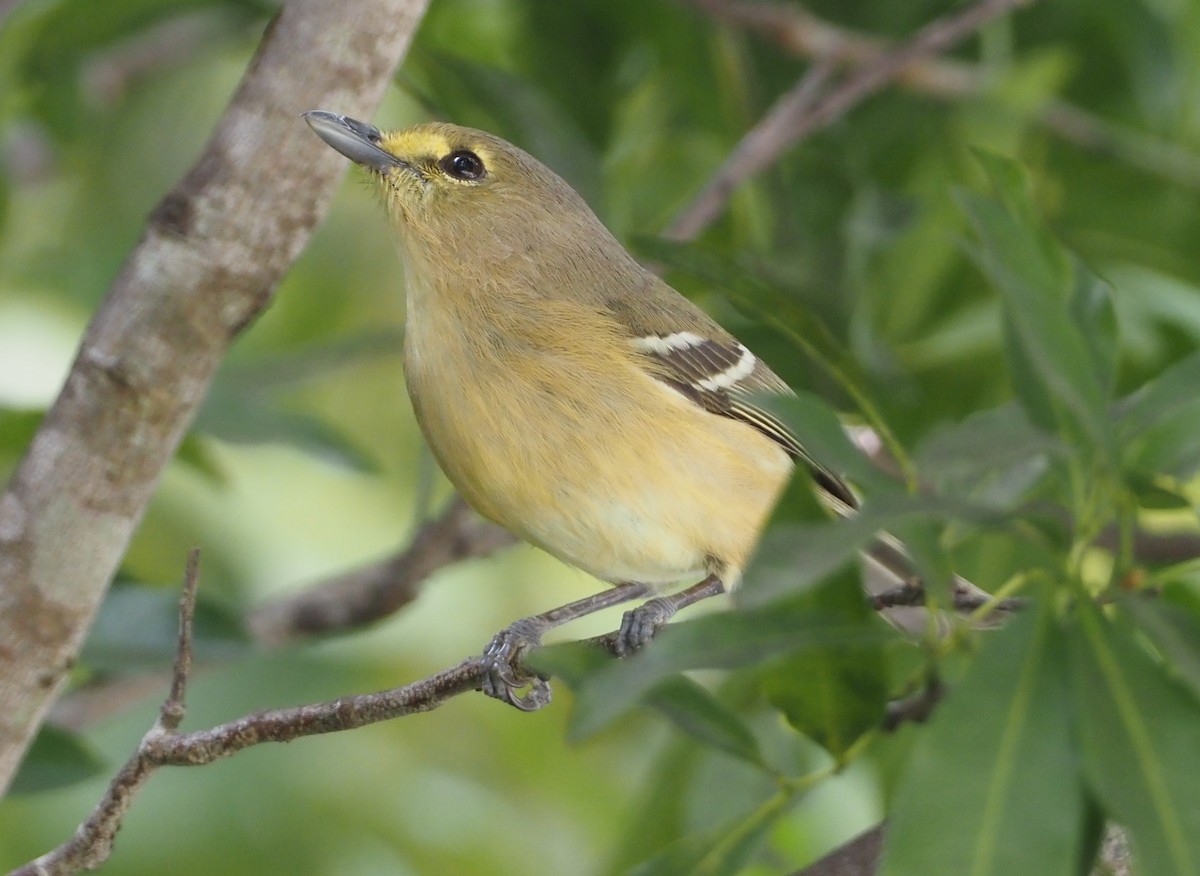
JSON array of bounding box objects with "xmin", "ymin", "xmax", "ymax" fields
[{"xmin": 304, "ymin": 111, "xmax": 863, "ymax": 711}]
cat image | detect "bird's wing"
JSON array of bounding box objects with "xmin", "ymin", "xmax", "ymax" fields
[{"xmin": 605, "ymin": 276, "xmax": 858, "ymax": 512}]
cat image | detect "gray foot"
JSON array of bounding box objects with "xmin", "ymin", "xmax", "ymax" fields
[
  {"xmin": 614, "ymin": 597, "xmax": 679, "ymax": 657},
  {"xmin": 480, "ymin": 618, "xmax": 552, "ymax": 711}
]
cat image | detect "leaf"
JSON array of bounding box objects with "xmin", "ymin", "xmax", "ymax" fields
[
  {"xmin": 759, "ymin": 568, "xmax": 888, "ymax": 760},
  {"xmin": 623, "ymin": 794, "xmax": 786, "ymax": 876},
  {"xmin": 554, "ymin": 593, "xmax": 894, "ymax": 740},
  {"xmin": 1070, "ymin": 258, "xmax": 1119, "ymax": 398},
  {"xmin": 914, "ymin": 402, "xmax": 1057, "ymax": 508},
  {"xmin": 174, "ymin": 433, "xmax": 226, "ymax": 483},
  {"xmin": 645, "ymin": 677, "xmax": 768, "ymax": 770},
  {"xmin": 881, "ymin": 601, "xmax": 1085, "ymax": 876},
  {"xmin": 632, "ymin": 236, "xmax": 855, "ymax": 390},
  {"xmin": 741, "ymin": 492, "xmax": 1004, "ymax": 610},
  {"xmin": 1115, "ymin": 349, "xmax": 1200, "ymax": 435},
  {"xmin": 82, "ymin": 582, "xmax": 249, "ymax": 674},
  {"xmin": 0, "ymin": 407, "xmax": 43, "ymax": 458},
  {"xmin": 1122, "ymin": 594, "xmax": 1200, "ymax": 704},
  {"xmin": 1115, "ymin": 350, "xmax": 1200, "ymax": 479},
  {"xmin": 959, "ymin": 153, "xmax": 1114, "ymax": 465},
  {"xmin": 194, "ymin": 395, "xmax": 379, "ymax": 473},
  {"xmin": 1123, "ymin": 471, "xmax": 1192, "ymax": 510},
  {"xmin": 1070, "ymin": 600, "xmax": 1200, "ymax": 876},
  {"xmin": 405, "ymin": 49, "xmax": 602, "ymax": 206},
  {"xmin": 757, "ymin": 392, "xmax": 899, "ymax": 497},
  {"xmin": 9, "ymin": 725, "xmax": 106, "ymax": 795}
]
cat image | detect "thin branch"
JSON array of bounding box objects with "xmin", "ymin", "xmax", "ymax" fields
[
  {"xmin": 248, "ymin": 497, "xmax": 515, "ymax": 646},
  {"xmin": 667, "ymin": 0, "xmax": 1036, "ymax": 240},
  {"xmin": 686, "ymin": 0, "xmax": 1200, "ymax": 192},
  {"xmin": 162, "ymin": 548, "xmax": 201, "ymax": 731},
  {"xmin": 870, "ymin": 580, "xmax": 1026, "ymax": 614},
  {"xmin": 15, "ymin": 547, "xmax": 1032, "ymax": 874},
  {"xmin": 81, "ymin": 11, "xmax": 240, "ymax": 109},
  {"xmin": 9, "ymin": 556, "xmax": 489, "ymax": 876},
  {"xmin": 49, "ymin": 497, "xmax": 512, "ymax": 731},
  {"xmin": 666, "ymin": 55, "xmax": 836, "ymax": 241},
  {"xmin": 882, "ymin": 678, "xmax": 944, "ymax": 731}
]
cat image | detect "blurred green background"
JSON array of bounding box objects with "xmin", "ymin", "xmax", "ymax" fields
[{"xmin": 3, "ymin": 0, "xmax": 1200, "ymax": 873}]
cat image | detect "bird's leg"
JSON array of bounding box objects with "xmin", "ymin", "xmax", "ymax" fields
[
  {"xmin": 615, "ymin": 573, "xmax": 725, "ymax": 657},
  {"xmin": 481, "ymin": 581, "xmax": 651, "ymax": 711}
]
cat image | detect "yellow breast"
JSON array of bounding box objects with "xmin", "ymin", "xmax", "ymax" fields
[{"xmin": 402, "ymin": 287, "xmax": 791, "ymax": 587}]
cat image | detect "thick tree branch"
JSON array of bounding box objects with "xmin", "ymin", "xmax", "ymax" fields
[{"xmin": 0, "ymin": 0, "xmax": 430, "ymax": 793}]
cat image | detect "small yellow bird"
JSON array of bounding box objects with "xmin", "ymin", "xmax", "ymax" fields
[{"xmin": 304, "ymin": 111, "xmax": 858, "ymax": 710}]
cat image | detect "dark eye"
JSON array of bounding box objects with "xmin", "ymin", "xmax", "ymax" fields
[{"xmin": 439, "ymin": 150, "xmax": 485, "ymax": 181}]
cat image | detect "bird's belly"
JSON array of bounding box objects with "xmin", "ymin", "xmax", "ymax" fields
[{"xmin": 407, "ymin": 350, "xmax": 791, "ymax": 587}]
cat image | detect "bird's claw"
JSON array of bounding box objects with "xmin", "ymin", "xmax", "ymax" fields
[
  {"xmin": 615, "ymin": 596, "xmax": 678, "ymax": 657},
  {"xmin": 480, "ymin": 619, "xmax": 552, "ymax": 711}
]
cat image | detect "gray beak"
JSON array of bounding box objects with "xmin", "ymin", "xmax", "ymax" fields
[{"xmin": 303, "ymin": 110, "xmax": 405, "ymax": 172}]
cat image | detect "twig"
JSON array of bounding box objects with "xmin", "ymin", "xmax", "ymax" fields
[
  {"xmin": 667, "ymin": 0, "xmax": 1035, "ymax": 239},
  {"xmin": 684, "ymin": 0, "xmax": 1200, "ymax": 193},
  {"xmin": 81, "ymin": 11, "xmax": 238, "ymax": 109},
  {"xmin": 248, "ymin": 497, "xmax": 515, "ymax": 645},
  {"xmin": 163, "ymin": 549, "xmax": 201, "ymax": 730},
  {"xmin": 49, "ymin": 497, "xmax": 512, "ymax": 732},
  {"xmin": 9, "ymin": 555, "xmax": 489, "ymax": 876},
  {"xmin": 882, "ymin": 678, "xmax": 944, "ymax": 731},
  {"xmin": 870, "ymin": 580, "xmax": 1026, "ymax": 614},
  {"xmin": 666, "ymin": 55, "xmax": 835, "ymax": 241}
]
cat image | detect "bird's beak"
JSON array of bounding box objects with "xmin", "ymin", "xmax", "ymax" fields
[{"xmin": 303, "ymin": 110, "xmax": 407, "ymax": 173}]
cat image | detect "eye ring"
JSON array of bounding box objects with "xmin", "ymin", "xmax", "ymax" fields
[{"xmin": 439, "ymin": 150, "xmax": 485, "ymax": 181}]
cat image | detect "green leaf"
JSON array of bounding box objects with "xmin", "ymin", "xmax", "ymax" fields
[
  {"xmin": 1070, "ymin": 600, "xmax": 1200, "ymax": 876},
  {"xmin": 631, "ymin": 237, "xmax": 854, "ymax": 389},
  {"xmin": 526, "ymin": 639, "xmax": 612, "ymax": 688},
  {"xmin": 644, "ymin": 677, "xmax": 768, "ymax": 770},
  {"xmin": 760, "ymin": 568, "xmax": 888, "ymax": 760},
  {"xmin": 882, "ymin": 601, "xmax": 1085, "ymax": 876},
  {"xmin": 561, "ymin": 593, "xmax": 894, "ymax": 740},
  {"xmin": 914, "ymin": 403, "xmax": 1056, "ymax": 508},
  {"xmin": 194, "ymin": 396, "xmax": 379, "ymax": 473},
  {"xmin": 959, "ymin": 153, "xmax": 1113, "ymax": 465},
  {"xmin": 405, "ymin": 49, "xmax": 602, "ymax": 206},
  {"xmin": 1122, "ymin": 595, "xmax": 1200, "ymax": 705},
  {"xmin": 174, "ymin": 433, "xmax": 227, "ymax": 483},
  {"xmin": 1116, "ymin": 350, "xmax": 1200, "ymax": 479},
  {"xmin": 741, "ymin": 493, "xmax": 1003, "ymax": 610},
  {"xmin": 9, "ymin": 725, "xmax": 106, "ymax": 795},
  {"xmin": 0, "ymin": 407, "xmax": 43, "ymax": 458},
  {"xmin": 1123, "ymin": 471, "xmax": 1192, "ymax": 510},
  {"xmin": 756, "ymin": 392, "xmax": 898, "ymax": 497},
  {"xmin": 1115, "ymin": 349, "xmax": 1200, "ymax": 434},
  {"xmin": 82, "ymin": 582, "xmax": 249, "ymax": 674},
  {"xmin": 1070, "ymin": 258, "xmax": 1119, "ymax": 398},
  {"xmin": 623, "ymin": 793, "xmax": 786, "ymax": 876}
]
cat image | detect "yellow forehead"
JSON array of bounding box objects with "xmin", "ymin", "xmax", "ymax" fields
[{"xmin": 378, "ymin": 125, "xmax": 500, "ymax": 169}]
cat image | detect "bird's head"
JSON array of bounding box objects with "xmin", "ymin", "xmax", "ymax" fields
[{"xmin": 303, "ymin": 111, "xmax": 601, "ymax": 266}]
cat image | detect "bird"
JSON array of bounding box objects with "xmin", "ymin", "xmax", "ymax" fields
[{"xmin": 303, "ymin": 110, "xmax": 863, "ymax": 710}]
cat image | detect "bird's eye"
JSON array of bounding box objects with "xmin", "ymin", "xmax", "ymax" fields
[{"xmin": 439, "ymin": 150, "xmax": 485, "ymax": 181}]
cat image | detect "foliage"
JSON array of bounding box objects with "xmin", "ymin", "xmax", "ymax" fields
[{"xmin": 4, "ymin": 0, "xmax": 1200, "ymax": 874}]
